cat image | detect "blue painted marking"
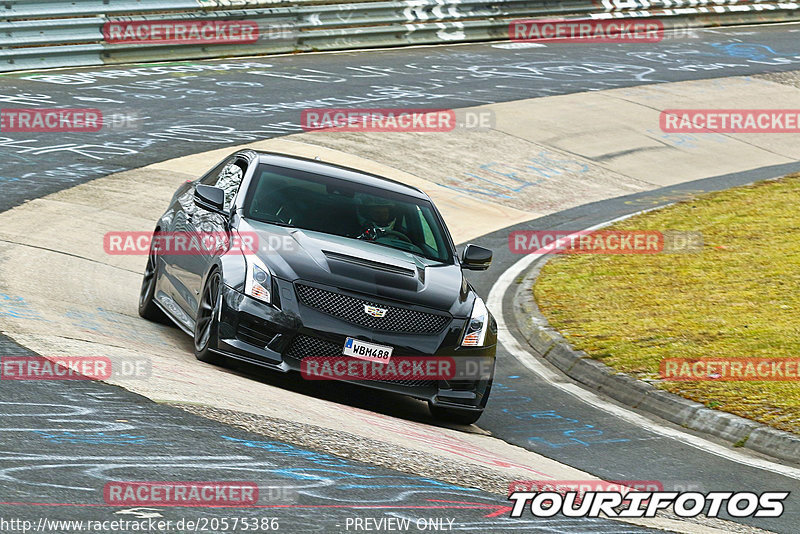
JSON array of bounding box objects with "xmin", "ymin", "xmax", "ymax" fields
[
  {"xmin": 443, "ymin": 153, "xmax": 587, "ymax": 201},
  {"xmin": 222, "ymin": 436, "xmax": 352, "ymax": 467},
  {"xmin": 221, "ymin": 436, "xmax": 478, "ymax": 493},
  {"xmin": 495, "ymin": 382, "xmax": 631, "ymax": 448},
  {"xmin": 710, "ymin": 42, "xmax": 778, "ymax": 61},
  {"xmin": 0, "ymin": 294, "xmax": 46, "ymax": 321}
]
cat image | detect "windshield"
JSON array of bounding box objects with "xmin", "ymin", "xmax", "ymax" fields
[{"xmin": 243, "ymin": 164, "xmax": 454, "ymax": 263}]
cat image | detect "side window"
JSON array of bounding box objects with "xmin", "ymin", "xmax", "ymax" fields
[{"xmin": 199, "ymin": 158, "xmax": 246, "ymax": 211}]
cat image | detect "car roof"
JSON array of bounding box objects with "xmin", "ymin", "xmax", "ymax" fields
[{"xmin": 245, "ymin": 150, "xmax": 429, "ymax": 200}]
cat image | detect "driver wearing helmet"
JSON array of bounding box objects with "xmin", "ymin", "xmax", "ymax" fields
[{"xmin": 356, "ymin": 195, "xmax": 397, "ymax": 240}]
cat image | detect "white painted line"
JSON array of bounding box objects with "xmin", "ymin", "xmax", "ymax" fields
[
  {"xmin": 487, "ymin": 213, "xmax": 800, "ymax": 481},
  {"xmin": 491, "ymin": 43, "xmax": 547, "ymax": 49}
]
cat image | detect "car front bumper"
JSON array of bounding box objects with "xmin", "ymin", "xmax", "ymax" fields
[{"xmin": 212, "ymin": 279, "xmax": 496, "ymax": 411}]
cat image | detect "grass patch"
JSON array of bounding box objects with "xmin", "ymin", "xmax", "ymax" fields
[{"xmin": 534, "ymin": 175, "xmax": 800, "ymax": 434}]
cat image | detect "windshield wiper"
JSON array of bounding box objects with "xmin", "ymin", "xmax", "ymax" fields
[
  {"xmin": 251, "ymin": 218, "xmax": 295, "ymax": 228},
  {"xmin": 365, "ymin": 239, "xmax": 444, "ymax": 264}
]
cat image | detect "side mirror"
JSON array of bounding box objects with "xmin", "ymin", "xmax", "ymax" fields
[
  {"xmin": 194, "ymin": 184, "xmax": 226, "ymax": 214},
  {"xmin": 461, "ymin": 244, "xmax": 492, "ymax": 271}
]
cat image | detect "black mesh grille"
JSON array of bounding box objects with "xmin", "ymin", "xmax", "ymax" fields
[
  {"xmin": 285, "ymin": 334, "xmax": 341, "ymax": 360},
  {"xmin": 295, "ymin": 284, "xmax": 449, "ymax": 334},
  {"xmin": 236, "ymin": 319, "xmax": 274, "ymax": 347},
  {"xmin": 285, "ymin": 334, "xmax": 436, "ymax": 388}
]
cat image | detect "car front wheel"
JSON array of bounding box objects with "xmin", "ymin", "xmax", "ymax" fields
[{"xmin": 194, "ymin": 270, "xmax": 224, "ymax": 365}]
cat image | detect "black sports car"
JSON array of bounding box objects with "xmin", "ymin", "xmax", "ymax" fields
[{"xmin": 139, "ymin": 150, "xmax": 496, "ymax": 424}]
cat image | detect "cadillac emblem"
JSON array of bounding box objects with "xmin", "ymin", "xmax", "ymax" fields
[{"xmin": 364, "ymin": 304, "xmax": 387, "ymax": 318}]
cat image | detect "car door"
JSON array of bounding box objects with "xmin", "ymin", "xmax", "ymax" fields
[{"xmin": 169, "ymin": 156, "xmax": 247, "ymax": 321}]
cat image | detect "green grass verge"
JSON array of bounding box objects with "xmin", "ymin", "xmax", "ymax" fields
[{"xmin": 534, "ymin": 176, "xmax": 800, "ymax": 435}]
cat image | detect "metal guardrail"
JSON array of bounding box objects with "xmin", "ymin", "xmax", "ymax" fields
[{"xmin": 1, "ymin": 0, "xmax": 799, "ymax": 72}]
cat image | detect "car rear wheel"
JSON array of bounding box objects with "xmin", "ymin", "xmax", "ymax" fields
[
  {"xmin": 194, "ymin": 270, "xmax": 224, "ymax": 365},
  {"xmin": 138, "ymin": 233, "xmax": 167, "ymax": 322}
]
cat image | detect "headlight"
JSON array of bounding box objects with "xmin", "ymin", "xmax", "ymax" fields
[
  {"xmin": 461, "ymin": 296, "xmax": 488, "ymax": 347},
  {"xmin": 244, "ymin": 254, "xmax": 272, "ymax": 304}
]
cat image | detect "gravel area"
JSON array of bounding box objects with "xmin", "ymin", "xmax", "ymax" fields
[
  {"xmin": 756, "ymin": 69, "xmax": 800, "ymax": 88},
  {"xmin": 171, "ymin": 402, "xmax": 510, "ymax": 495}
]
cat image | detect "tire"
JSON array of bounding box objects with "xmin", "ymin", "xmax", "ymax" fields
[
  {"xmin": 429, "ymin": 404, "xmax": 483, "ymax": 425},
  {"xmin": 194, "ymin": 270, "xmax": 225, "ymax": 365},
  {"xmin": 138, "ymin": 233, "xmax": 168, "ymax": 323}
]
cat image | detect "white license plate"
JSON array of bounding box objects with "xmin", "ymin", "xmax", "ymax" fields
[{"xmin": 343, "ymin": 337, "xmax": 393, "ymax": 363}]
